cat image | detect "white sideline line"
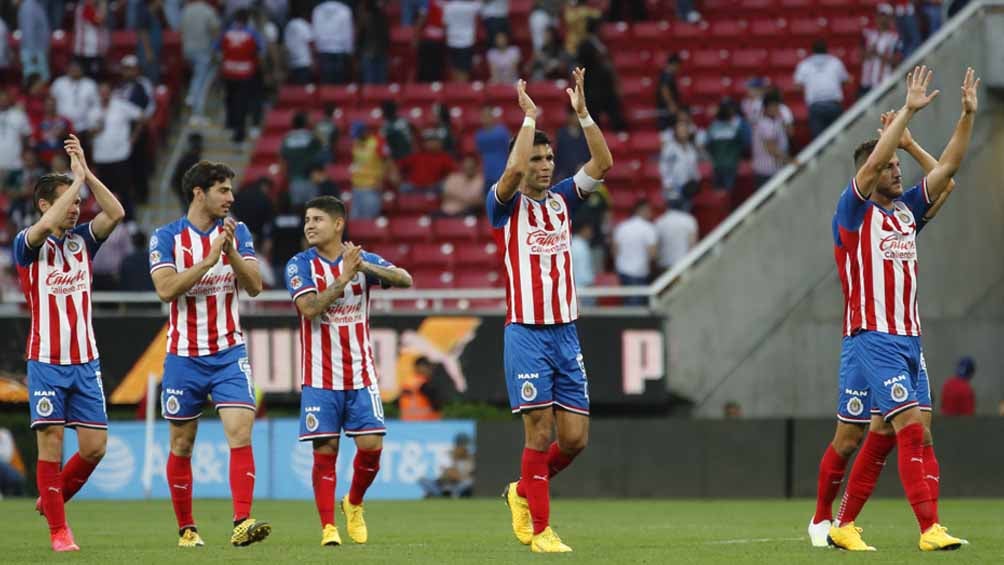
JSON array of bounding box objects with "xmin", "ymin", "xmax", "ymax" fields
[{"xmin": 706, "ymin": 537, "xmax": 804, "ymax": 545}]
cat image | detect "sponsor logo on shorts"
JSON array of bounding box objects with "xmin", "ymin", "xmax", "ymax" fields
[
  {"xmin": 165, "ymin": 395, "xmax": 180, "ymax": 415},
  {"xmin": 517, "ymin": 372, "xmax": 539, "ymax": 380},
  {"xmin": 520, "ymin": 381, "xmax": 537, "ymax": 402},
  {"xmin": 36, "ymin": 397, "xmax": 54, "ymax": 417},
  {"xmin": 883, "ymin": 374, "xmax": 906, "ymax": 387},
  {"xmin": 891, "ymin": 383, "xmax": 909, "ymax": 403},
  {"xmin": 305, "ymin": 405, "xmax": 320, "ymax": 413},
  {"xmin": 844, "ymin": 388, "xmax": 868, "ymax": 397},
  {"xmin": 846, "ymin": 397, "xmax": 864, "ymax": 416},
  {"xmin": 33, "ymin": 390, "xmax": 55, "ymax": 397},
  {"xmin": 165, "ymin": 388, "xmax": 185, "ymax": 395},
  {"xmin": 305, "ymin": 413, "xmax": 319, "ymax": 432}
]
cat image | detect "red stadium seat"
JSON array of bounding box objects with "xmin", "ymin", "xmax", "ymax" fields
[
  {"xmin": 455, "ymin": 242, "xmax": 499, "ymax": 268},
  {"xmin": 592, "ymin": 272, "xmax": 622, "ymax": 307},
  {"xmin": 750, "ymin": 17, "xmax": 787, "ymax": 38},
  {"xmin": 691, "ymin": 188, "xmax": 731, "ymax": 237},
  {"xmin": 709, "ymin": 20, "xmax": 748, "ymax": 44},
  {"xmin": 442, "ymin": 82, "xmax": 485, "ymax": 106},
  {"xmin": 483, "ymin": 83, "xmax": 513, "ymax": 106},
  {"xmin": 731, "ymin": 49, "xmax": 769, "ymax": 71},
  {"xmin": 318, "ymin": 85, "xmax": 359, "ymax": 109},
  {"xmin": 360, "ymin": 83, "xmax": 402, "ymax": 103},
  {"xmin": 830, "ymin": 16, "xmax": 869, "ymax": 38},
  {"xmin": 629, "ymin": 130, "xmax": 661, "ymax": 155},
  {"xmin": 411, "ymin": 242, "xmax": 455, "ymax": 269},
  {"xmin": 631, "ymin": 21, "xmax": 673, "ymax": 49},
  {"xmin": 788, "ymin": 17, "xmax": 827, "ymax": 38},
  {"xmin": 389, "ymin": 215, "xmax": 433, "ymax": 241},
  {"xmin": 688, "ymin": 49, "xmax": 729, "ymax": 71},
  {"xmin": 412, "ymin": 269, "xmax": 455, "ymax": 289},
  {"xmin": 396, "ymin": 192, "xmax": 440, "ymax": 215},
  {"xmin": 455, "ymin": 270, "xmax": 502, "ymax": 288},
  {"xmin": 768, "ymin": 48, "xmax": 804, "ymax": 70},
  {"xmin": 367, "ymin": 243, "xmax": 411, "ymax": 266},
  {"xmin": 402, "ymin": 82, "xmax": 444, "ymax": 106},
  {"xmin": 778, "ymin": 0, "xmax": 813, "ymax": 8},
  {"xmin": 346, "ymin": 217, "xmax": 390, "ymax": 244},
  {"xmin": 432, "ymin": 216, "xmax": 481, "ymax": 241},
  {"xmin": 526, "ymin": 81, "xmax": 567, "ymax": 107},
  {"xmin": 278, "ymin": 85, "xmax": 317, "ymax": 109},
  {"xmin": 251, "ymin": 135, "xmax": 283, "ymax": 162}
]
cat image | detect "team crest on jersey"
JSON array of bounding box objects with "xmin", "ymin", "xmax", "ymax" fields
[
  {"xmin": 520, "ymin": 381, "xmax": 537, "ymax": 402},
  {"xmin": 846, "ymin": 397, "xmax": 864, "ymax": 416},
  {"xmin": 893, "ymin": 202, "xmax": 914, "ymax": 226},
  {"xmin": 150, "ymin": 250, "xmax": 161, "ymax": 263},
  {"xmin": 890, "ymin": 383, "xmax": 908, "ymax": 403},
  {"xmin": 36, "ymin": 397, "xmax": 54, "ymax": 417},
  {"xmin": 290, "ymin": 275, "xmax": 303, "ymax": 288},
  {"xmin": 149, "ymin": 235, "xmax": 158, "ymax": 249},
  {"xmin": 287, "ymin": 264, "xmax": 298, "ymax": 276},
  {"xmin": 548, "ymin": 198, "xmax": 561, "ymax": 211},
  {"xmin": 305, "ymin": 413, "xmax": 319, "ymax": 432},
  {"xmin": 66, "ymin": 239, "xmax": 81, "ymax": 253},
  {"xmin": 165, "ymin": 395, "xmax": 180, "ymax": 415}
]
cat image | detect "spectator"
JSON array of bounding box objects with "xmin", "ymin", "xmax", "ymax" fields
[
  {"xmin": 120, "ymin": 231, "xmax": 155, "ymax": 291},
  {"xmin": 741, "ymin": 76, "xmax": 794, "ymax": 132},
  {"xmin": 704, "ymin": 100, "xmax": 744, "ymax": 191},
  {"xmin": 117, "ymin": 55, "xmax": 155, "ymax": 204},
  {"xmin": 429, "ymin": 103, "xmax": 458, "ymax": 155},
  {"xmin": 18, "ymin": 0, "xmax": 50, "ymax": 82},
  {"xmin": 312, "ymin": 0, "xmax": 354, "ymax": 84},
  {"xmin": 574, "ymin": 183, "xmax": 610, "ymax": 271},
  {"xmin": 18, "ymin": 73, "xmax": 46, "ymax": 129},
  {"xmin": 33, "ymin": 97, "xmax": 73, "ymax": 166},
  {"xmin": 92, "ymin": 222, "xmax": 134, "ymax": 290},
  {"xmin": 381, "ymin": 100, "xmax": 415, "ymax": 160},
  {"xmin": 181, "ymin": 0, "xmax": 221, "ymax": 121},
  {"xmin": 315, "ymin": 104, "xmax": 341, "ymax": 160},
  {"xmin": 269, "ymin": 191, "xmax": 305, "ymax": 271},
  {"xmin": 397, "ymin": 130, "xmax": 456, "ymax": 193},
  {"xmin": 553, "ymin": 107, "xmax": 590, "ymax": 181},
  {"xmin": 474, "ymin": 106, "xmax": 510, "ymax": 191},
  {"xmin": 0, "ymin": 17, "xmax": 9, "ymax": 82},
  {"xmin": 612, "ymin": 200, "xmax": 657, "ymax": 304},
  {"xmin": 357, "ymin": 0, "xmax": 390, "ymax": 85},
  {"xmin": 399, "ymin": 356, "xmax": 452, "ymax": 421},
  {"xmin": 72, "ymin": 0, "xmax": 108, "ymax": 78},
  {"xmin": 401, "ymin": 0, "xmax": 425, "ymax": 25},
  {"xmin": 577, "ymin": 17, "xmax": 627, "ymax": 131},
  {"xmin": 723, "ymin": 401, "xmax": 742, "ymax": 419},
  {"xmin": 51, "ymin": 60, "xmax": 100, "ymax": 139},
  {"xmin": 941, "ymin": 356, "xmax": 976, "ymax": 416},
  {"xmin": 289, "ymin": 162, "xmax": 340, "ymax": 209},
  {"xmin": 526, "ymin": 26, "xmax": 567, "ymax": 81},
  {"xmin": 219, "ymin": 9, "xmax": 265, "ymax": 144},
  {"xmin": 88, "ymin": 82, "xmax": 143, "ymax": 216},
  {"xmin": 751, "ymin": 91, "xmax": 791, "ymax": 188},
  {"xmin": 528, "ymin": 1, "xmax": 560, "ymax": 53},
  {"xmin": 571, "ymin": 222, "xmax": 595, "ymax": 305},
  {"xmin": 443, "ymin": 0, "xmax": 481, "ymax": 83},
  {"xmin": 562, "ymin": 0, "xmax": 600, "ymax": 56},
  {"xmin": 921, "ymin": 0, "xmax": 943, "ymax": 38},
  {"xmin": 281, "ymin": 111, "xmax": 325, "ymax": 181},
  {"xmin": 486, "ymin": 31, "xmax": 520, "ymax": 84},
  {"xmin": 348, "ymin": 122, "xmax": 388, "ymax": 219},
  {"xmin": 894, "ymin": 0, "xmax": 921, "ymax": 57},
  {"xmin": 481, "ymin": 0, "xmax": 510, "ymax": 38},
  {"xmin": 170, "ymin": 132, "xmax": 203, "ymax": 210},
  {"xmin": 606, "ymin": 0, "xmax": 645, "ymax": 22},
  {"xmin": 440, "ymin": 154, "xmax": 483, "ymax": 215},
  {"xmin": 659, "ymin": 120, "xmax": 701, "ymax": 205},
  {"xmin": 418, "ymin": 433, "xmax": 474, "ymax": 498},
  {"xmin": 0, "ymin": 428, "xmax": 26, "ymax": 497},
  {"xmin": 860, "ymin": 4, "xmax": 901, "ymax": 98},
  {"xmin": 232, "ymin": 176, "xmax": 277, "ymax": 239},
  {"xmin": 415, "ymin": 0, "xmax": 447, "ymax": 83},
  {"xmin": 655, "ymin": 53, "xmax": 681, "ymax": 130},
  {"xmin": 133, "ymin": 0, "xmax": 166, "ymax": 83},
  {"xmin": 654, "ymin": 196, "xmax": 698, "ymax": 273},
  {"xmin": 0, "ymin": 90, "xmax": 33, "ymax": 189},
  {"xmin": 250, "ymin": 4, "xmax": 282, "ymax": 113},
  {"xmin": 283, "ymin": 6, "xmax": 313, "ymax": 85},
  {"xmin": 793, "ymin": 39, "xmax": 849, "ymax": 138}
]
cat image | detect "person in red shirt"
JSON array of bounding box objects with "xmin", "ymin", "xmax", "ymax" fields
[
  {"xmin": 940, "ymin": 356, "xmax": 976, "ymax": 416},
  {"xmin": 217, "ymin": 9, "xmax": 264, "ymax": 143},
  {"xmin": 396, "ymin": 130, "xmax": 456, "ymax": 193}
]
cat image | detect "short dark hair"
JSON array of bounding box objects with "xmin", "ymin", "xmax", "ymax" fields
[
  {"xmin": 632, "ymin": 199, "xmax": 650, "ymax": 215},
  {"xmin": 506, "ymin": 130, "xmax": 551, "ymax": 155},
  {"xmin": 853, "ymin": 139, "xmax": 879, "ymax": 169},
  {"xmin": 292, "ymin": 111, "xmax": 308, "ymax": 130},
  {"xmin": 304, "ymin": 195, "xmax": 346, "ymax": 220},
  {"xmin": 33, "ymin": 174, "xmax": 74, "ymax": 212},
  {"xmin": 763, "ymin": 89, "xmax": 782, "ymax": 107},
  {"xmin": 812, "ymin": 39, "xmax": 827, "ymax": 54},
  {"xmin": 182, "ymin": 160, "xmax": 236, "ymax": 203}
]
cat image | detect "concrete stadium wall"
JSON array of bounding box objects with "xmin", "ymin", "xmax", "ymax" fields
[
  {"xmin": 658, "ymin": 7, "xmax": 1004, "ymax": 418},
  {"xmin": 474, "ymin": 418, "xmax": 1004, "ymax": 498}
]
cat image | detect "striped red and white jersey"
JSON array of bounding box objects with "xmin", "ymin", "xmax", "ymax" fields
[
  {"xmin": 486, "ymin": 169, "xmax": 600, "ymax": 325},
  {"xmin": 72, "ymin": 1, "xmax": 108, "ymax": 58},
  {"xmin": 149, "ymin": 217, "xmax": 258, "ymax": 357},
  {"xmin": 860, "ymin": 28, "xmax": 900, "ymax": 89},
  {"xmin": 834, "ymin": 177, "xmax": 933, "ymax": 336},
  {"xmin": 13, "ymin": 223, "xmax": 104, "ymax": 364},
  {"xmin": 285, "ymin": 247, "xmax": 394, "ymax": 390}
]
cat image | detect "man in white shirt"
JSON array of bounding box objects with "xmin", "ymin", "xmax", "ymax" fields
[
  {"xmin": 612, "ymin": 200, "xmax": 657, "ymax": 305},
  {"xmin": 50, "ymin": 61, "xmax": 100, "ymax": 135},
  {"xmin": 0, "ymin": 90, "xmax": 32, "ymax": 182},
  {"xmin": 284, "ymin": 9, "xmax": 313, "ymax": 85},
  {"xmin": 654, "ymin": 198, "xmax": 698, "ymax": 273},
  {"xmin": 312, "ymin": 0, "xmax": 354, "ymax": 84},
  {"xmin": 751, "ymin": 90, "xmax": 790, "ymax": 187},
  {"xmin": 181, "ymin": 0, "xmax": 221, "ymax": 118},
  {"xmin": 793, "ymin": 40, "xmax": 849, "ymax": 138},
  {"xmin": 88, "ymin": 83, "xmax": 143, "ymax": 218},
  {"xmin": 443, "ymin": 0, "xmax": 481, "ymax": 82},
  {"xmin": 571, "ymin": 222, "xmax": 595, "ymax": 305}
]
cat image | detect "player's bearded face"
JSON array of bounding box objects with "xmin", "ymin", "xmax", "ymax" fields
[
  {"xmin": 526, "ymin": 145, "xmax": 555, "ymax": 191},
  {"xmin": 202, "ymin": 181, "xmax": 234, "ymax": 219},
  {"xmin": 875, "ymin": 158, "xmax": 904, "ymax": 199}
]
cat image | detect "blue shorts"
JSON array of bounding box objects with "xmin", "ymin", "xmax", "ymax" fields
[
  {"xmin": 161, "ymin": 345, "xmax": 256, "ymax": 421},
  {"xmin": 504, "ymin": 323, "xmax": 589, "ymax": 415},
  {"xmin": 849, "ymin": 331, "xmax": 930, "ymax": 422},
  {"xmin": 299, "ymin": 384, "xmax": 387, "ymax": 441},
  {"xmin": 28, "ymin": 359, "xmax": 107, "ymax": 429},
  {"xmin": 836, "ymin": 336, "xmax": 872, "ymax": 424}
]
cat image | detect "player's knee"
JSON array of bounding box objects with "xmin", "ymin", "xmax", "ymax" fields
[
  {"xmin": 171, "ymin": 435, "xmax": 196, "ymax": 457},
  {"xmin": 80, "ymin": 442, "xmax": 106, "ymax": 462},
  {"xmin": 525, "ymin": 428, "xmax": 552, "ymax": 451},
  {"xmin": 832, "ymin": 435, "xmax": 860, "ymax": 458},
  {"xmin": 36, "ymin": 425, "xmax": 64, "ymax": 449}
]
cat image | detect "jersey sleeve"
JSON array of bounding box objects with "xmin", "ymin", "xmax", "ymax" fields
[
  {"xmin": 235, "ymin": 222, "xmax": 258, "ymax": 261},
  {"xmin": 835, "ymin": 177, "xmax": 870, "ymax": 243},
  {"xmin": 486, "ymin": 183, "xmax": 519, "ymax": 228},
  {"xmin": 361, "ymin": 251, "xmax": 394, "ymax": 288},
  {"xmin": 149, "ymin": 227, "xmax": 176, "ymax": 274},
  {"xmin": 899, "ymin": 178, "xmax": 933, "ymax": 224},
  {"xmin": 12, "ymin": 228, "xmax": 40, "ymax": 267},
  {"xmin": 285, "ymin": 254, "xmax": 316, "ymax": 301},
  {"xmin": 552, "ymin": 169, "xmax": 601, "ymax": 216},
  {"xmin": 71, "ymin": 222, "xmax": 103, "ymax": 258}
]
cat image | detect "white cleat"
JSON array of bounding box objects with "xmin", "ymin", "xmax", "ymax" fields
[{"xmin": 808, "ymin": 517, "xmax": 832, "ymax": 548}]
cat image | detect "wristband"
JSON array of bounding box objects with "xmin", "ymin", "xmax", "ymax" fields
[
  {"xmin": 522, "ymin": 116, "xmax": 536, "ymax": 129},
  {"xmin": 578, "ymin": 114, "xmax": 595, "ymax": 128}
]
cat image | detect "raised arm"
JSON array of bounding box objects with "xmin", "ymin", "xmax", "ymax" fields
[
  {"xmin": 567, "ymin": 67, "xmax": 613, "ymax": 179},
  {"xmin": 495, "ymin": 80, "xmax": 537, "ymax": 203},
  {"xmin": 25, "ymin": 177, "xmax": 84, "ymax": 248},
  {"xmin": 855, "ymin": 66, "xmax": 939, "ymax": 198},
  {"xmin": 878, "ymin": 111, "xmax": 955, "ymax": 220},
  {"xmin": 360, "ymin": 261, "xmax": 413, "ymax": 288},
  {"xmin": 925, "ymin": 67, "xmax": 978, "ymax": 202},
  {"xmin": 65, "ymin": 134, "xmax": 125, "ymax": 240},
  {"xmin": 151, "ymin": 235, "xmax": 227, "ymax": 303}
]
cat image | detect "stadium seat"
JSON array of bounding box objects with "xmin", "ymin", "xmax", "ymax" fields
[
  {"xmin": 411, "ymin": 242, "xmax": 455, "ymax": 269},
  {"xmin": 278, "ymin": 85, "xmax": 317, "ymax": 108},
  {"xmin": 732, "ymin": 49, "xmax": 769, "ymax": 71},
  {"xmin": 360, "ymin": 83, "xmax": 402, "ymax": 104},
  {"xmin": 432, "ymin": 216, "xmax": 481, "ymax": 241},
  {"xmin": 346, "ymin": 217, "xmax": 390, "ymax": 244},
  {"xmin": 319, "ymin": 84, "xmax": 359, "ymax": 109},
  {"xmin": 788, "ymin": 17, "xmax": 827, "ymax": 38},
  {"xmin": 412, "ymin": 269, "xmax": 455, "ymax": 289},
  {"xmin": 455, "ymin": 270, "xmax": 502, "ymax": 288},
  {"xmin": 403, "ymin": 82, "xmax": 444, "ymax": 106},
  {"xmin": 629, "ymin": 130, "xmax": 661, "ymax": 154},
  {"xmin": 691, "ymin": 188, "xmax": 731, "ymax": 237},
  {"xmin": 631, "ymin": 21, "xmax": 673, "ymax": 50},
  {"xmin": 389, "ymin": 215, "xmax": 433, "ymax": 241},
  {"xmin": 455, "ymin": 242, "xmax": 499, "ymax": 268},
  {"xmin": 368, "ymin": 243, "xmax": 411, "ymax": 266},
  {"xmin": 750, "ymin": 17, "xmax": 786, "ymax": 38},
  {"xmin": 395, "ymin": 192, "xmax": 440, "ymax": 215},
  {"xmin": 443, "ymin": 82, "xmax": 485, "ymax": 106},
  {"xmin": 768, "ymin": 48, "xmax": 804, "ymax": 70}
]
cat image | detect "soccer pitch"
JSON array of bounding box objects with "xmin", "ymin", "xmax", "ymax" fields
[{"xmin": 2, "ymin": 498, "xmax": 1001, "ymax": 563}]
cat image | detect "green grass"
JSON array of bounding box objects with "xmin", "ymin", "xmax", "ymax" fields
[{"xmin": 1, "ymin": 498, "xmax": 1001, "ymax": 564}]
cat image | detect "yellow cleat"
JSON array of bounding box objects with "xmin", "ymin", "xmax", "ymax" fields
[
  {"xmin": 531, "ymin": 527, "xmax": 572, "ymax": 553},
  {"xmin": 341, "ymin": 495, "xmax": 368, "ymax": 544},
  {"xmin": 177, "ymin": 528, "xmax": 204, "ymax": 548},
  {"xmin": 919, "ymin": 524, "xmax": 964, "ymax": 551},
  {"xmin": 503, "ymin": 481, "xmax": 533, "ymax": 545},
  {"xmin": 321, "ymin": 523, "xmax": 342, "ymax": 547},
  {"xmin": 827, "ymin": 522, "xmax": 876, "ymax": 551},
  {"xmin": 230, "ymin": 517, "xmax": 272, "ymax": 547}
]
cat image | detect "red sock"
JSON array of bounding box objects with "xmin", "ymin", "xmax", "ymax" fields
[
  {"xmin": 517, "ymin": 442, "xmax": 577, "ymax": 497},
  {"xmin": 348, "ymin": 448, "xmax": 381, "ymax": 505},
  {"xmin": 836, "ymin": 432, "xmax": 896, "ymax": 524},
  {"xmin": 896, "ymin": 423, "xmax": 936, "ymax": 532},
  {"xmin": 37, "ymin": 460, "xmax": 67, "ymax": 533},
  {"xmin": 923, "ymin": 444, "xmax": 940, "ymax": 522},
  {"xmin": 166, "ymin": 453, "xmax": 195, "ymax": 530},
  {"xmin": 61, "ymin": 453, "xmax": 98, "ymax": 502},
  {"xmin": 229, "ymin": 446, "xmax": 256, "ymax": 522},
  {"xmin": 312, "ymin": 452, "xmax": 337, "ymax": 527},
  {"xmin": 812, "ymin": 444, "xmax": 848, "ymax": 523},
  {"xmin": 518, "ymin": 448, "xmax": 550, "ymax": 535}
]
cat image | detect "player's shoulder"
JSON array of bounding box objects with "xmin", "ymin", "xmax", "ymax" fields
[
  {"xmin": 289, "ymin": 247, "xmax": 317, "ymax": 264},
  {"xmin": 153, "ymin": 217, "xmax": 187, "ymax": 237}
]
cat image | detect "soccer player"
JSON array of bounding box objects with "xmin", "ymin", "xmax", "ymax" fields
[
  {"xmin": 826, "ymin": 66, "xmax": 978, "ymax": 551},
  {"xmin": 807, "ymin": 111, "xmax": 956, "ymax": 546},
  {"xmin": 284, "ymin": 196, "xmax": 413, "ymax": 547},
  {"xmin": 489, "ymin": 68, "xmax": 613, "ymax": 553},
  {"xmin": 14, "ymin": 135, "xmax": 125, "ymax": 551},
  {"xmin": 149, "ymin": 161, "xmax": 269, "ymax": 548}
]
